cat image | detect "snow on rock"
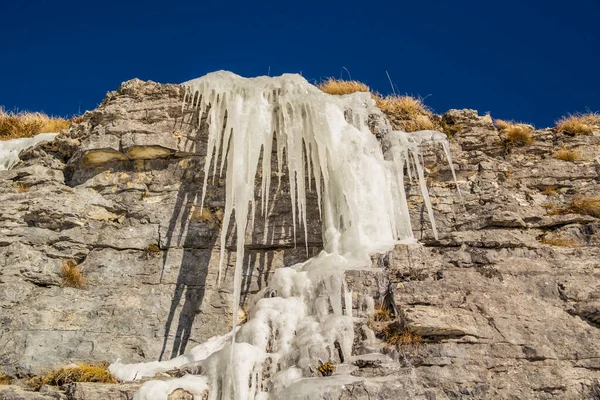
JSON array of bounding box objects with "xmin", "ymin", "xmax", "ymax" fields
[
  {"xmin": 0, "ymin": 133, "xmax": 57, "ymax": 171},
  {"xmin": 114, "ymin": 71, "xmax": 455, "ymax": 400}
]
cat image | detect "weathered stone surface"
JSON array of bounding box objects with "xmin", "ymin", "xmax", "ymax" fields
[{"xmin": 1, "ymin": 80, "xmax": 599, "ymax": 399}]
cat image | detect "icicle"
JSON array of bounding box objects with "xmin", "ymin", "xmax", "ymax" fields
[
  {"xmin": 411, "ymin": 148, "xmax": 438, "ymax": 239},
  {"xmin": 441, "ymin": 141, "xmax": 464, "ymax": 202}
]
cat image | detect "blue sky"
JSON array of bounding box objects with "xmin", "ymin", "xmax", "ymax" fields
[{"xmin": 1, "ymin": 0, "xmax": 598, "ymax": 128}]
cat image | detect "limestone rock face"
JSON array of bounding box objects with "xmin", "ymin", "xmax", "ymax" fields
[{"xmin": 1, "ymin": 79, "xmax": 599, "ymax": 399}]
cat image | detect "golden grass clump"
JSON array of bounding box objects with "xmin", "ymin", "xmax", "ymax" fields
[
  {"xmin": 375, "ymin": 95, "xmax": 435, "ymax": 132},
  {"xmin": 541, "ymin": 186, "xmax": 558, "ymax": 196},
  {"xmin": 569, "ymin": 196, "xmax": 600, "ymax": 218},
  {"xmin": 555, "ymin": 112, "xmax": 600, "ymax": 135},
  {"xmin": 191, "ymin": 206, "xmax": 224, "ymax": 229},
  {"xmin": 0, "ymin": 109, "xmax": 73, "ymax": 141},
  {"xmin": 368, "ymin": 319, "xmax": 423, "ymax": 348},
  {"xmin": 0, "ymin": 371, "xmax": 13, "ymax": 385},
  {"xmin": 553, "ymin": 147, "xmax": 579, "ymax": 162},
  {"xmin": 13, "ymin": 182, "xmax": 30, "ymax": 193},
  {"xmin": 59, "ymin": 260, "xmax": 86, "ymax": 289},
  {"xmin": 540, "ymin": 236, "xmax": 580, "ymax": 248},
  {"xmin": 318, "ymin": 361, "xmax": 334, "ymax": 377},
  {"xmin": 368, "ymin": 303, "xmax": 422, "ymax": 349},
  {"xmin": 28, "ymin": 363, "xmax": 116, "ymax": 389},
  {"xmin": 372, "ymin": 305, "xmax": 393, "ymax": 322},
  {"xmin": 143, "ymin": 244, "xmax": 162, "ymax": 259},
  {"xmin": 316, "ymin": 78, "xmax": 370, "ymax": 95},
  {"xmin": 496, "ymin": 120, "xmax": 534, "ymax": 146}
]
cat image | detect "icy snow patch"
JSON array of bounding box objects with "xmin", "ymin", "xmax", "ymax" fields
[{"xmin": 0, "ymin": 133, "xmax": 57, "ymax": 171}]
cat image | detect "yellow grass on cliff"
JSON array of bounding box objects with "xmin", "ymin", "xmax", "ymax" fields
[
  {"xmin": 316, "ymin": 78, "xmax": 435, "ymax": 132},
  {"xmin": 28, "ymin": 363, "xmax": 116, "ymax": 389},
  {"xmin": 555, "ymin": 112, "xmax": 600, "ymax": 135},
  {"xmin": 317, "ymin": 78, "xmax": 370, "ymax": 95},
  {"xmin": 495, "ymin": 120, "xmax": 534, "ymax": 146},
  {"xmin": 0, "ymin": 109, "xmax": 74, "ymax": 141}
]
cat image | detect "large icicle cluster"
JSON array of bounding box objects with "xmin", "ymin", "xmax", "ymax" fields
[{"xmin": 110, "ymin": 71, "xmax": 457, "ymax": 400}]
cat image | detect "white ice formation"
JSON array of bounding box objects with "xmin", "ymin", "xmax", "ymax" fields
[
  {"xmin": 109, "ymin": 71, "xmax": 458, "ymax": 400},
  {"xmin": 0, "ymin": 132, "xmax": 57, "ymax": 171}
]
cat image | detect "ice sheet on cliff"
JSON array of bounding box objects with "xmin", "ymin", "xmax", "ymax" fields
[
  {"xmin": 108, "ymin": 71, "xmax": 458, "ymax": 400},
  {"xmin": 0, "ymin": 132, "xmax": 57, "ymax": 171}
]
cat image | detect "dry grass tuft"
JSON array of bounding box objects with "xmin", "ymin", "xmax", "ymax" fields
[
  {"xmin": 496, "ymin": 120, "xmax": 534, "ymax": 146},
  {"xmin": 368, "ymin": 303, "xmax": 422, "ymax": 349},
  {"xmin": 381, "ymin": 324, "xmax": 423, "ymax": 348},
  {"xmin": 541, "ymin": 186, "xmax": 558, "ymax": 196},
  {"xmin": 569, "ymin": 196, "xmax": 600, "ymax": 218},
  {"xmin": 317, "ymin": 78, "xmax": 370, "ymax": 95},
  {"xmin": 318, "ymin": 361, "xmax": 334, "ymax": 377},
  {"xmin": 540, "ymin": 236, "xmax": 580, "ymax": 248},
  {"xmin": 0, "ymin": 371, "xmax": 13, "ymax": 385},
  {"xmin": 555, "ymin": 112, "xmax": 600, "ymax": 135},
  {"xmin": 28, "ymin": 363, "xmax": 116, "ymax": 389},
  {"xmin": 0, "ymin": 109, "xmax": 75, "ymax": 141},
  {"xmin": 13, "ymin": 182, "xmax": 30, "ymax": 193},
  {"xmin": 60, "ymin": 260, "xmax": 86, "ymax": 289},
  {"xmin": 372, "ymin": 305, "xmax": 394, "ymax": 322},
  {"xmin": 553, "ymin": 147, "xmax": 579, "ymax": 162},
  {"xmin": 375, "ymin": 95, "xmax": 435, "ymax": 132},
  {"xmin": 191, "ymin": 206, "xmax": 223, "ymax": 229},
  {"xmin": 142, "ymin": 244, "xmax": 162, "ymax": 259}
]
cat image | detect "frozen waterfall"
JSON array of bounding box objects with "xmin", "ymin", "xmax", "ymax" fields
[{"xmin": 109, "ymin": 71, "xmax": 457, "ymax": 400}]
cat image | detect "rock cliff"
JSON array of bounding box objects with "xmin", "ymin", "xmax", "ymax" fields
[{"xmin": 1, "ymin": 80, "xmax": 599, "ymax": 399}]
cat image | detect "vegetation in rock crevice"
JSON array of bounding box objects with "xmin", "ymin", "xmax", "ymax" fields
[
  {"xmin": 553, "ymin": 147, "xmax": 579, "ymax": 162},
  {"xmin": 27, "ymin": 363, "xmax": 116, "ymax": 389},
  {"xmin": 555, "ymin": 112, "xmax": 600, "ymax": 135},
  {"xmin": 59, "ymin": 260, "xmax": 87, "ymax": 289},
  {"xmin": 495, "ymin": 119, "xmax": 534, "ymax": 146},
  {"xmin": 368, "ymin": 304, "xmax": 423, "ymax": 349},
  {"xmin": 539, "ymin": 235, "xmax": 580, "ymax": 248},
  {"xmin": 142, "ymin": 243, "xmax": 162, "ymax": 259},
  {"xmin": 0, "ymin": 371, "xmax": 13, "ymax": 385},
  {"xmin": 543, "ymin": 196, "xmax": 600, "ymax": 219}
]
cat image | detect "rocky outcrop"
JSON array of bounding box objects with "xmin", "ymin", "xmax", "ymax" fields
[{"xmin": 1, "ymin": 81, "xmax": 599, "ymax": 399}]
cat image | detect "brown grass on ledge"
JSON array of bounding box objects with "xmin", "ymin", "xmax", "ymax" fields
[
  {"xmin": 541, "ymin": 186, "xmax": 558, "ymax": 196},
  {"xmin": 374, "ymin": 95, "xmax": 435, "ymax": 132},
  {"xmin": 0, "ymin": 109, "xmax": 74, "ymax": 141},
  {"xmin": 0, "ymin": 371, "xmax": 13, "ymax": 385},
  {"xmin": 60, "ymin": 260, "xmax": 86, "ymax": 289},
  {"xmin": 555, "ymin": 112, "xmax": 600, "ymax": 135},
  {"xmin": 315, "ymin": 78, "xmax": 435, "ymax": 133},
  {"xmin": 13, "ymin": 182, "xmax": 30, "ymax": 193},
  {"xmin": 553, "ymin": 147, "xmax": 579, "ymax": 162},
  {"xmin": 540, "ymin": 236, "xmax": 580, "ymax": 248},
  {"xmin": 496, "ymin": 120, "xmax": 534, "ymax": 146},
  {"xmin": 569, "ymin": 196, "xmax": 600, "ymax": 218},
  {"xmin": 316, "ymin": 78, "xmax": 370, "ymax": 95},
  {"xmin": 28, "ymin": 363, "xmax": 116, "ymax": 389},
  {"xmin": 379, "ymin": 322, "xmax": 423, "ymax": 348}
]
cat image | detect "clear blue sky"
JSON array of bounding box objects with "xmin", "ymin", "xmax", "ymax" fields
[{"xmin": 1, "ymin": 0, "xmax": 598, "ymax": 128}]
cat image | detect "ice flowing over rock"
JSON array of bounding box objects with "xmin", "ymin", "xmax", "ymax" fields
[
  {"xmin": 113, "ymin": 71, "xmax": 454, "ymax": 400},
  {"xmin": 0, "ymin": 133, "xmax": 57, "ymax": 170}
]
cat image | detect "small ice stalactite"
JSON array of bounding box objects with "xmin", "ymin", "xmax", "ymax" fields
[{"xmin": 118, "ymin": 72, "xmax": 459, "ymax": 400}]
